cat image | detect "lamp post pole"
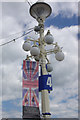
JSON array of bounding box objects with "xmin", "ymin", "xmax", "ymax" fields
[
  {"xmin": 22, "ymin": 1, "xmax": 64, "ymax": 119},
  {"xmin": 37, "ymin": 18, "xmax": 50, "ymax": 118}
]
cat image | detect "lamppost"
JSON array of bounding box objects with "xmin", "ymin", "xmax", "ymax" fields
[{"xmin": 23, "ymin": 1, "xmax": 64, "ymax": 118}]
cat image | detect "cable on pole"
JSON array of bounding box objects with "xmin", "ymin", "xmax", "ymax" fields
[
  {"xmin": 27, "ymin": 0, "xmax": 40, "ymax": 18},
  {"xmin": 27, "ymin": 1, "xmax": 32, "ymax": 6},
  {"xmin": 26, "ymin": 0, "xmax": 32, "ymax": 6},
  {"xmin": 0, "ymin": 29, "xmax": 33, "ymax": 47}
]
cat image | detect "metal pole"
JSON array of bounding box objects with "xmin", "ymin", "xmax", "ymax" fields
[{"xmin": 38, "ymin": 18, "xmax": 50, "ymax": 118}]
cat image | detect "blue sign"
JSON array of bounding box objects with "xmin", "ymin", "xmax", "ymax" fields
[{"xmin": 39, "ymin": 75, "xmax": 53, "ymax": 92}]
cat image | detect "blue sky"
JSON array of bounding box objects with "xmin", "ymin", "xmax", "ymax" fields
[
  {"xmin": 45, "ymin": 14, "xmax": 78, "ymax": 28},
  {"xmin": 2, "ymin": 99, "xmax": 22, "ymax": 112},
  {"xmin": 1, "ymin": 1, "xmax": 78, "ymax": 119}
]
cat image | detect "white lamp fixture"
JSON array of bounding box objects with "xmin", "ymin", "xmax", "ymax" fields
[
  {"xmin": 22, "ymin": 41, "xmax": 31, "ymax": 51},
  {"xmin": 30, "ymin": 46, "xmax": 40, "ymax": 56},
  {"xmin": 34, "ymin": 55, "xmax": 40, "ymax": 61},
  {"xmin": 53, "ymin": 46, "xmax": 59, "ymax": 54},
  {"xmin": 53, "ymin": 45, "xmax": 62, "ymax": 54},
  {"xmin": 55, "ymin": 52, "xmax": 64, "ymax": 61},
  {"xmin": 47, "ymin": 63, "xmax": 53, "ymax": 72},
  {"xmin": 29, "ymin": 2, "xmax": 52, "ymax": 19},
  {"xmin": 44, "ymin": 30, "xmax": 54, "ymax": 44}
]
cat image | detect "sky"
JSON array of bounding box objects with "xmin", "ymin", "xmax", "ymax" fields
[{"xmin": 0, "ymin": 0, "xmax": 79, "ymax": 119}]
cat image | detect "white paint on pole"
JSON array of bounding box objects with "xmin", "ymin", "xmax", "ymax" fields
[{"xmin": 39, "ymin": 20, "xmax": 50, "ymax": 118}]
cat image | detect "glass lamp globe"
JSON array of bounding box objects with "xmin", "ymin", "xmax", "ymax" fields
[
  {"xmin": 22, "ymin": 42, "xmax": 31, "ymax": 51},
  {"xmin": 47, "ymin": 63, "xmax": 53, "ymax": 72},
  {"xmin": 44, "ymin": 30, "xmax": 54, "ymax": 44},
  {"xmin": 55, "ymin": 52, "xmax": 64, "ymax": 61},
  {"xmin": 29, "ymin": 2, "xmax": 52, "ymax": 19},
  {"xmin": 30, "ymin": 46, "xmax": 40, "ymax": 56},
  {"xmin": 34, "ymin": 55, "xmax": 40, "ymax": 61}
]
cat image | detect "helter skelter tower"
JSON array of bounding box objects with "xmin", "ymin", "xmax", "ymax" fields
[{"xmin": 22, "ymin": 1, "xmax": 64, "ymax": 119}]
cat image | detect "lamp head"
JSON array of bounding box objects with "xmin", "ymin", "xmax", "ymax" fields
[
  {"xmin": 34, "ymin": 55, "xmax": 40, "ymax": 61},
  {"xmin": 47, "ymin": 63, "xmax": 53, "ymax": 72},
  {"xmin": 29, "ymin": 2, "xmax": 52, "ymax": 20},
  {"xmin": 44, "ymin": 30, "xmax": 54, "ymax": 44},
  {"xmin": 55, "ymin": 52, "xmax": 64, "ymax": 61},
  {"xmin": 22, "ymin": 41, "xmax": 31, "ymax": 51},
  {"xmin": 30, "ymin": 46, "xmax": 40, "ymax": 56}
]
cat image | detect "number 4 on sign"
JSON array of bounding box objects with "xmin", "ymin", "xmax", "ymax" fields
[{"xmin": 47, "ymin": 77, "xmax": 52, "ymax": 87}]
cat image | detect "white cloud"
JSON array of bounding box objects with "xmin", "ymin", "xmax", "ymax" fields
[
  {"xmin": 50, "ymin": 2, "xmax": 78, "ymax": 18},
  {"xmin": 2, "ymin": 62, "xmax": 22, "ymax": 101},
  {"xmin": 1, "ymin": 0, "xmax": 79, "ymax": 2},
  {"xmin": 2, "ymin": 110, "xmax": 22, "ymax": 118},
  {"xmin": 50, "ymin": 86, "xmax": 78, "ymax": 117},
  {"xmin": 0, "ymin": 2, "xmax": 2, "ymax": 38},
  {"xmin": 0, "ymin": 3, "xmax": 2, "ymax": 119}
]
